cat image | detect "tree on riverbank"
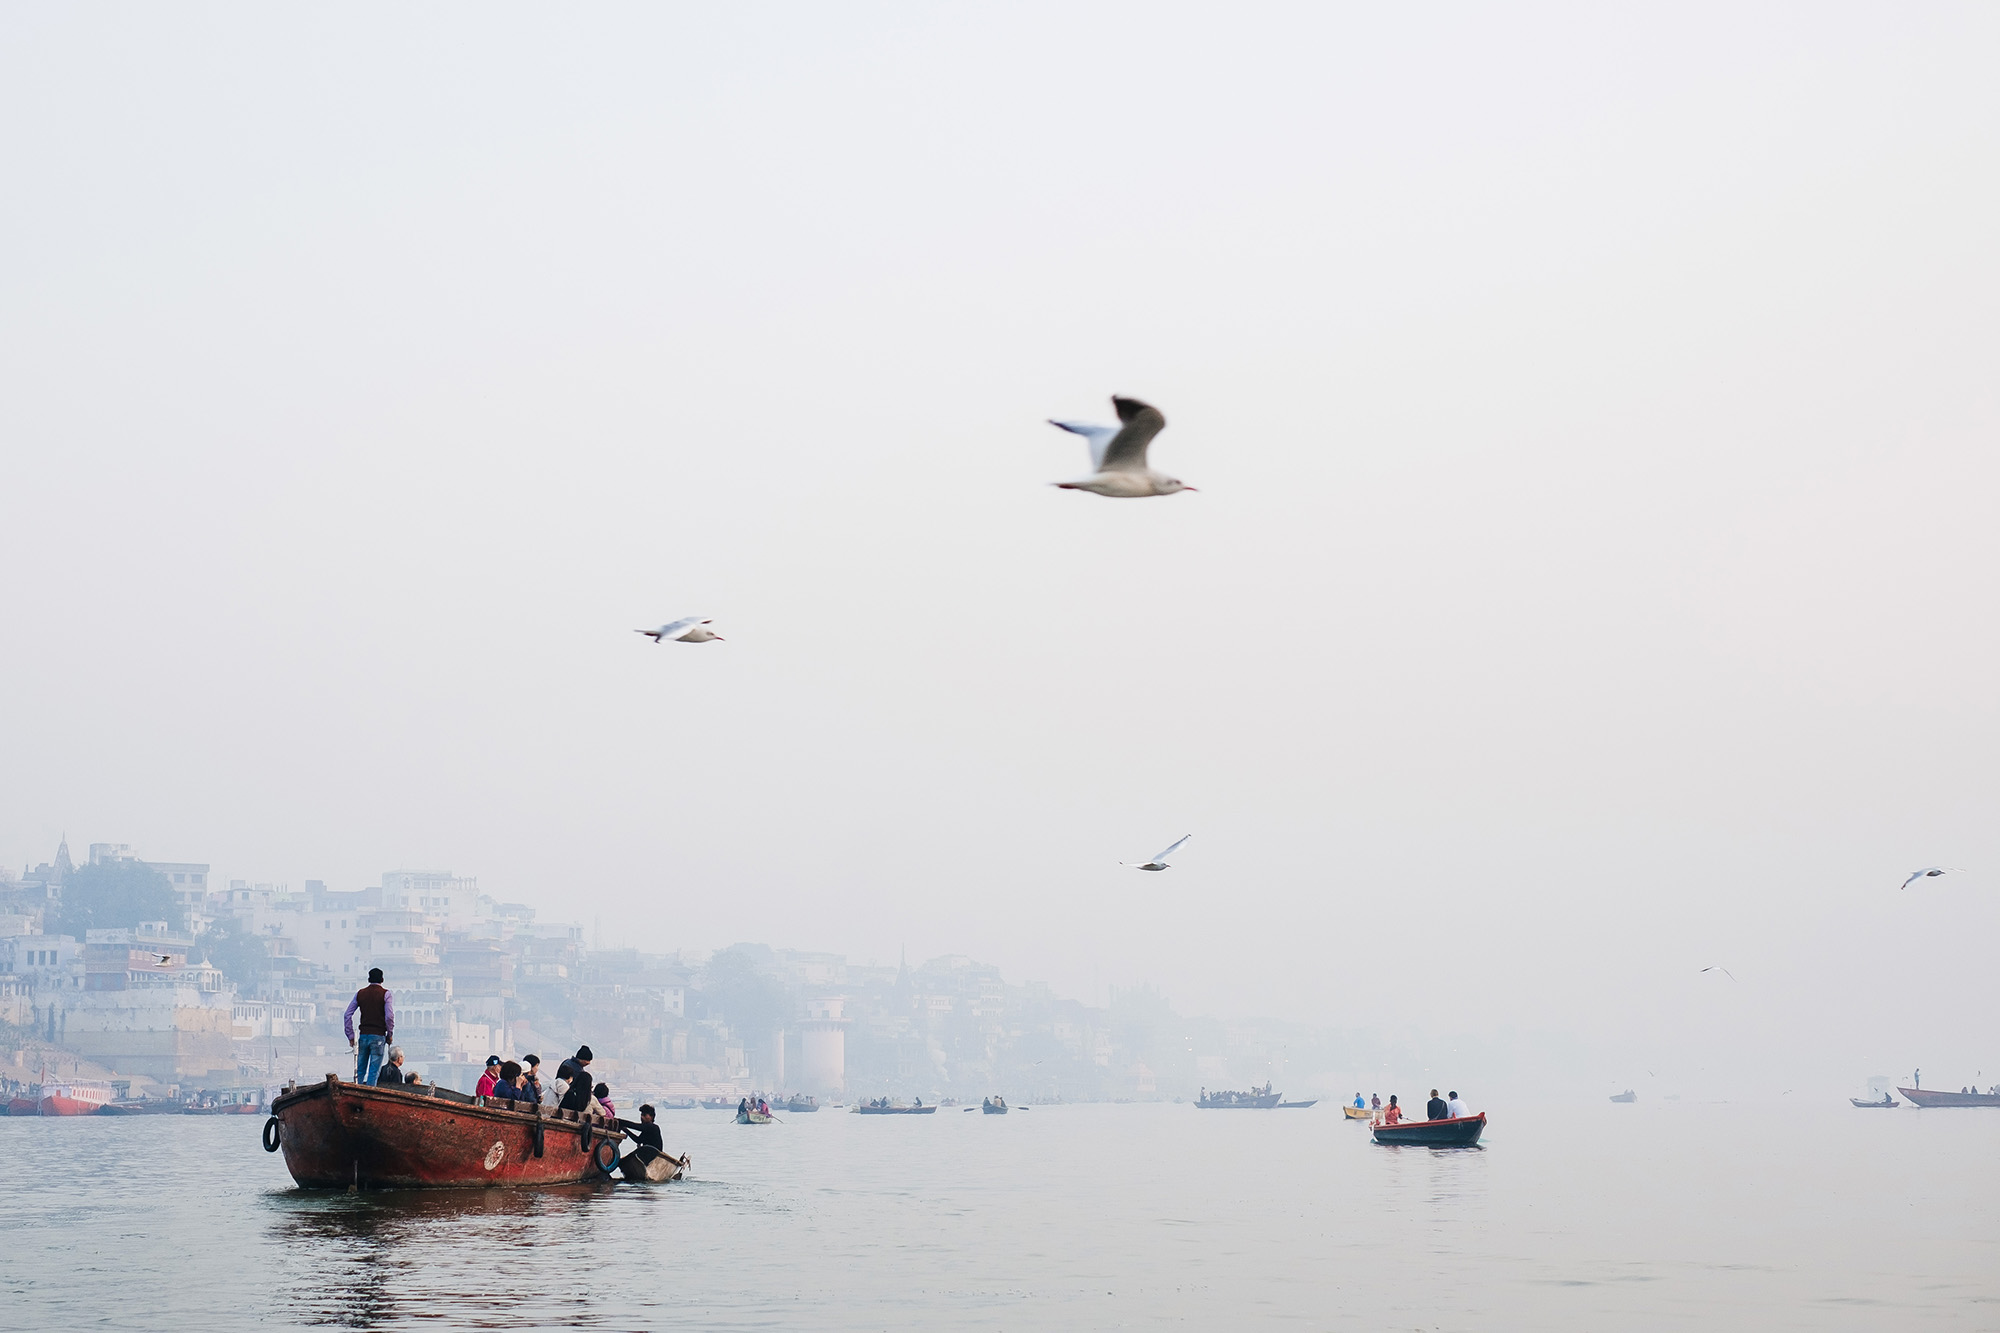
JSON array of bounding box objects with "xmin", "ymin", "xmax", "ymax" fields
[{"xmin": 50, "ymin": 859, "xmax": 180, "ymax": 937}]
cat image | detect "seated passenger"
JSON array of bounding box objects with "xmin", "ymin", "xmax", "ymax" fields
[
  {"xmin": 594, "ymin": 1082, "xmax": 615, "ymax": 1120},
  {"xmin": 376, "ymin": 1048, "xmax": 422, "ymax": 1087},
  {"xmin": 1383, "ymin": 1095, "xmax": 1403, "ymax": 1125},
  {"xmin": 475, "ymin": 1055, "xmax": 502, "ymax": 1098},
  {"xmin": 556, "ymin": 1046, "xmax": 596, "ymax": 1113}
]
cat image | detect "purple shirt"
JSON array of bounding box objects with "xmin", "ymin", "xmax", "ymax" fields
[{"xmin": 342, "ymin": 989, "xmax": 394, "ymax": 1042}]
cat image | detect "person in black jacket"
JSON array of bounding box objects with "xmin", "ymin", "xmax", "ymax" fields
[
  {"xmin": 557, "ymin": 1046, "xmax": 595, "ymax": 1112},
  {"xmin": 1425, "ymin": 1089, "xmax": 1448, "ymax": 1122},
  {"xmin": 628, "ymin": 1105, "xmax": 665, "ymax": 1164}
]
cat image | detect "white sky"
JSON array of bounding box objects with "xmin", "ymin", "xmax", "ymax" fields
[{"xmin": 4, "ymin": 4, "xmax": 1998, "ymax": 1091}]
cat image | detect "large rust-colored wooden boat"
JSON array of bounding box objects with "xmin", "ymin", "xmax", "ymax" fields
[{"xmin": 267, "ymin": 1074, "xmax": 672, "ymax": 1189}]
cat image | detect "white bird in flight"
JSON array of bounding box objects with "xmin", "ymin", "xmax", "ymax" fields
[
  {"xmin": 1049, "ymin": 396, "xmax": 1196, "ymax": 498},
  {"xmin": 637, "ymin": 617, "xmax": 724, "ymax": 644},
  {"xmin": 1700, "ymin": 966, "xmax": 1737, "ymax": 982},
  {"xmin": 1124, "ymin": 835, "xmax": 1192, "ymax": 872},
  {"xmin": 153, "ymin": 954, "xmax": 173, "ymax": 967},
  {"xmin": 1898, "ymin": 866, "xmax": 1963, "ymax": 890}
]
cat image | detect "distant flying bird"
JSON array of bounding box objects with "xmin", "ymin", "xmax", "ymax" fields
[
  {"xmin": 1898, "ymin": 866, "xmax": 1964, "ymax": 890},
  {"xmin": 1700, "ymin": 966, "xmax": 1737, "ymax": 982},
  {"xmin": 1049, "ymin": 396, "xmax": 1196, "ymax": 498},
  {"xmin": 637, "ymin": 617, "xmax": 724, "ymax": 644},
  {"xmin": 1123, "ymin": 835, "xmax": 1192, "ymax": 872},
  {"xmin": 153, "ymin": 954, "xmax": 172, "ymax": 967}
]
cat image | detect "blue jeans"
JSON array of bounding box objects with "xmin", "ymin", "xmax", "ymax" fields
[{"xmin": 354, "ymin": 1034, "xmax": 386, "ymax": 1085}]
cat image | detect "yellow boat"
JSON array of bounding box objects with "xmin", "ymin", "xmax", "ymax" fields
[{"xmin": 1342, "ymin": 1104, "xmax": 1373, "ymax": 1120}]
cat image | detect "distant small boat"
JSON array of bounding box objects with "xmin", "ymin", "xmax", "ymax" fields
[
  {"xmin": 1197, "ymin": 1085, "xmax": 1282, "ymax": 1109},
  {"xmin": 982, "ymin": 1096, "xmax": 1008, "ymax": 1114},
  {"xmin": 735, "ymin": 1107, "xmax": 775, "ymax": 1124},
  {"xmin": 1276, "ymin": 1099, "xmax": 1318, "ymax": 1109},
  {"xmin": 853, "ymin": 1102, "xmax": 937, "ymax": 1115},
  {"xmin": 1849, "ymin": 1095, "xmax": 1897, "ymax": 1109},
  {"xmin": 1342, "ymin": 1104, "xmax": 1372, "ymax": 1120},
  {"xmin": 698, "ymin": 1096, "xmax": 739, "ymax": 1110},
  {"xmin": 1609, "ymin": 1090, "xmax": 1636, "ymax": 1103},
  {"xmin": 1898, "ymin": 1086, "xmax": 2000, "ymax": 1108},
  {"xmin": 779, "ymin": 1095, "xmax": 819, "ymax": 1113},
  {"xmin": 1371, "ymin": 1112, "xmax": 1486, "ymax": 1147},
  {"xmin": 618, "ymin": 1149, "xmax": 690, "ymax": 1182},
  {"xmin": 656, "ymin": 1098, "xmax": 699, "ymax": 1111}
]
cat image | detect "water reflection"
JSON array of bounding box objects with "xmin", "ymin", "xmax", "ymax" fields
[{"xmin": 261, "ymin": 1185, "xmax": 619, "ymax": 1328}]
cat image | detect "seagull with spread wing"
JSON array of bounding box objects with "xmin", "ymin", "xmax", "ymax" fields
[
  {"xmin": 1700, "ymin": 966, "xmax": 1737, "ymax": 982},
  {"xmin": 1049, "ymin": 396, "xmax": 1197, "ymax": 498},
  {"xmin": 1124, "ymin": 835, "xmax": 1192, "ymax": 872},
  {"xmin": 1898, "ymin": 866, "xmax": 1964, "ymax": 890},
  {"xmin": 637, "ymin": 617, "xmax": 724, "ymax": 644}
]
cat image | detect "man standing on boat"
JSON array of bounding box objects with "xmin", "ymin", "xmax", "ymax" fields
[{"xmin": 344, "ymin": 968, "xmax": 394, "ymax": 1086}]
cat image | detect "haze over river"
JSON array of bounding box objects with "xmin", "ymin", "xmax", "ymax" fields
[{"xmin": 2, "ymin": 1100, "xmax": 1995, "ymax": 1329}]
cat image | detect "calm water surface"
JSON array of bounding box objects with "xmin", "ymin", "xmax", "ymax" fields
[{"xmin": 1, "ymin": 1099, "xmax": 1995, "ymax": 1329}]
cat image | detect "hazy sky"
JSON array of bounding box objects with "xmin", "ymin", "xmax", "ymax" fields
[{"xmin": 5, "ymin": 4, "xmax": 1998, "ymax": 1091}]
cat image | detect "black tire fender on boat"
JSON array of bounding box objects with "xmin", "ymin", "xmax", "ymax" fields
[
  {"xmin": 262, "ymin": 1117, "xmax": 282, "ymax": 1152},
  {"xmin": 592, "ymin": 1139, "xmax": 618, "ymax": 1176},
  {"xmin": 578, "ymin": 1117, "xmax": 593, "ymax": 1152}
]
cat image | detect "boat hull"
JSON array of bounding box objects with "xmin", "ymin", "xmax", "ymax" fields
[
  {"xmin": 270, "ymin": 1075, "xmax": 630, "ymax": 1189},
  {"xmin": 1898, "ymin": 1087, "xmax": 2000, "ymax": 1108},
  {"xmin": 735, "ymin": 1109, "xmax": 775, "ymax": 1124},
  {"xmin": 1196, "ymin": 1093, "xmax": 1283, "ymax": 1109},
  {"xmin": 1850, "ymin": 1098, "xmax": 1898, "ymax": 1108},
  {"xmin": 618, "ymin": 1149, "xmax": 689, "ymax": 1183},
  {"xmin": 1371, "ymin": 1112, "xmax": 1486, "ymax": 1146},
  {"xmin": 1277, "ymin": 1100, "xmax": 1318, "ymax": 1109},
  {"xmin": 39, "ymin": 1094, "xmax": 110, "ymax": 1117},
  {"xmin": 1342, "ymin": 1105, "xmax": 1372, "ymax": 1120}
]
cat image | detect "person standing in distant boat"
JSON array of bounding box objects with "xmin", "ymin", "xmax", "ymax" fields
[
  {"xmin": 1370, "ymin": 1093, "xmax": 1381, "ymax": 1112},
  {"xmin": 343, "ymin": 968, "xmax": 394, "ymax": 1085}
]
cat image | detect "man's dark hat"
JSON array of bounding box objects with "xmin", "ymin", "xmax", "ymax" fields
[
  {"xmin": 575, "ymin": 1045, "xmax": 593, "ymax": 1062},
  {"xmin": 485, "ymin": 1055, "xmax": 501, "ymax": 1067}
]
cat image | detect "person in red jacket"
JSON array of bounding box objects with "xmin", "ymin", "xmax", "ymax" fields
[{"xmin": 475, "ymin": 1055, "xmax": 502, "ymax": 1098}]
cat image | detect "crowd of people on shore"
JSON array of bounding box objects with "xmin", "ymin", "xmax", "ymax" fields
[{"xmin": 1353, "ymin": 1089, "xmax": 1472, "ymax": 1125}]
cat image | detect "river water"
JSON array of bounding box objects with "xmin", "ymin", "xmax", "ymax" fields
[{"xmin": 1, "ymin": 1098, "xmax": 1995, "ymax": 1329}]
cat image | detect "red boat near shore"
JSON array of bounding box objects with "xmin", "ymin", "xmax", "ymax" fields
[
  {"xmin": 39, "ymin": 1082, "xmax": 114, "ymax": 1116},
  {"xmin": 267, "ymin": 1074, "xmax": 684, "ymax": 1189},
  {"xmin": 1897, "ymin": 1087, "xmax": 2000, "ymax": 1108},
  {"xmin": 1370, "ymin": 1112, "xmax": 1486, "ymax": 1146}
]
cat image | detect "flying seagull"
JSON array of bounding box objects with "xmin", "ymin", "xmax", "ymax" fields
[
  {"xmin": 1700, "ymin": 966, "xmax": 1737, "ymax": 982},
  {"xmin": 1049, "ymin": 396, "xmax": 1196, "ymax": 498},
  {"xmin": 1898, "ymin": 866, "xmax": 1964, "ymax": 890},
  {"xmin": 153, "ymin": 954, "xmax": 173, "ymax": 967},
  {"xmin": 637, "ymin": 617, "xmax": 724, "ymax": 644},
  {"xmin": 1124, "ymin": 835, "xmax": 1192, "ymax": 872}
]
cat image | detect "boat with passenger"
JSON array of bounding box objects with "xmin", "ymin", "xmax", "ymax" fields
[
  {"xmin": 1370, "ymin": 1111, "xmax": 1486, "ymax": 1146},
  {"xmin": 266, "ymin": 1073, "xmax": 675, "ymax": 1189},
  {"xmin": 1196, "ymin": 1083, "xmax": 1282, "ymax": 1109},
  {"xmin": 1898, "ymin": 1084, "xmax": 2000, "ymax": 1107},
  {"xmin": 853, "ymin": 1098, "xmax": 936, "ymax": 1114},
  {"xmin": 982, "ymin": 1095, "xmax": 1008, "ymax": 1114}
]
